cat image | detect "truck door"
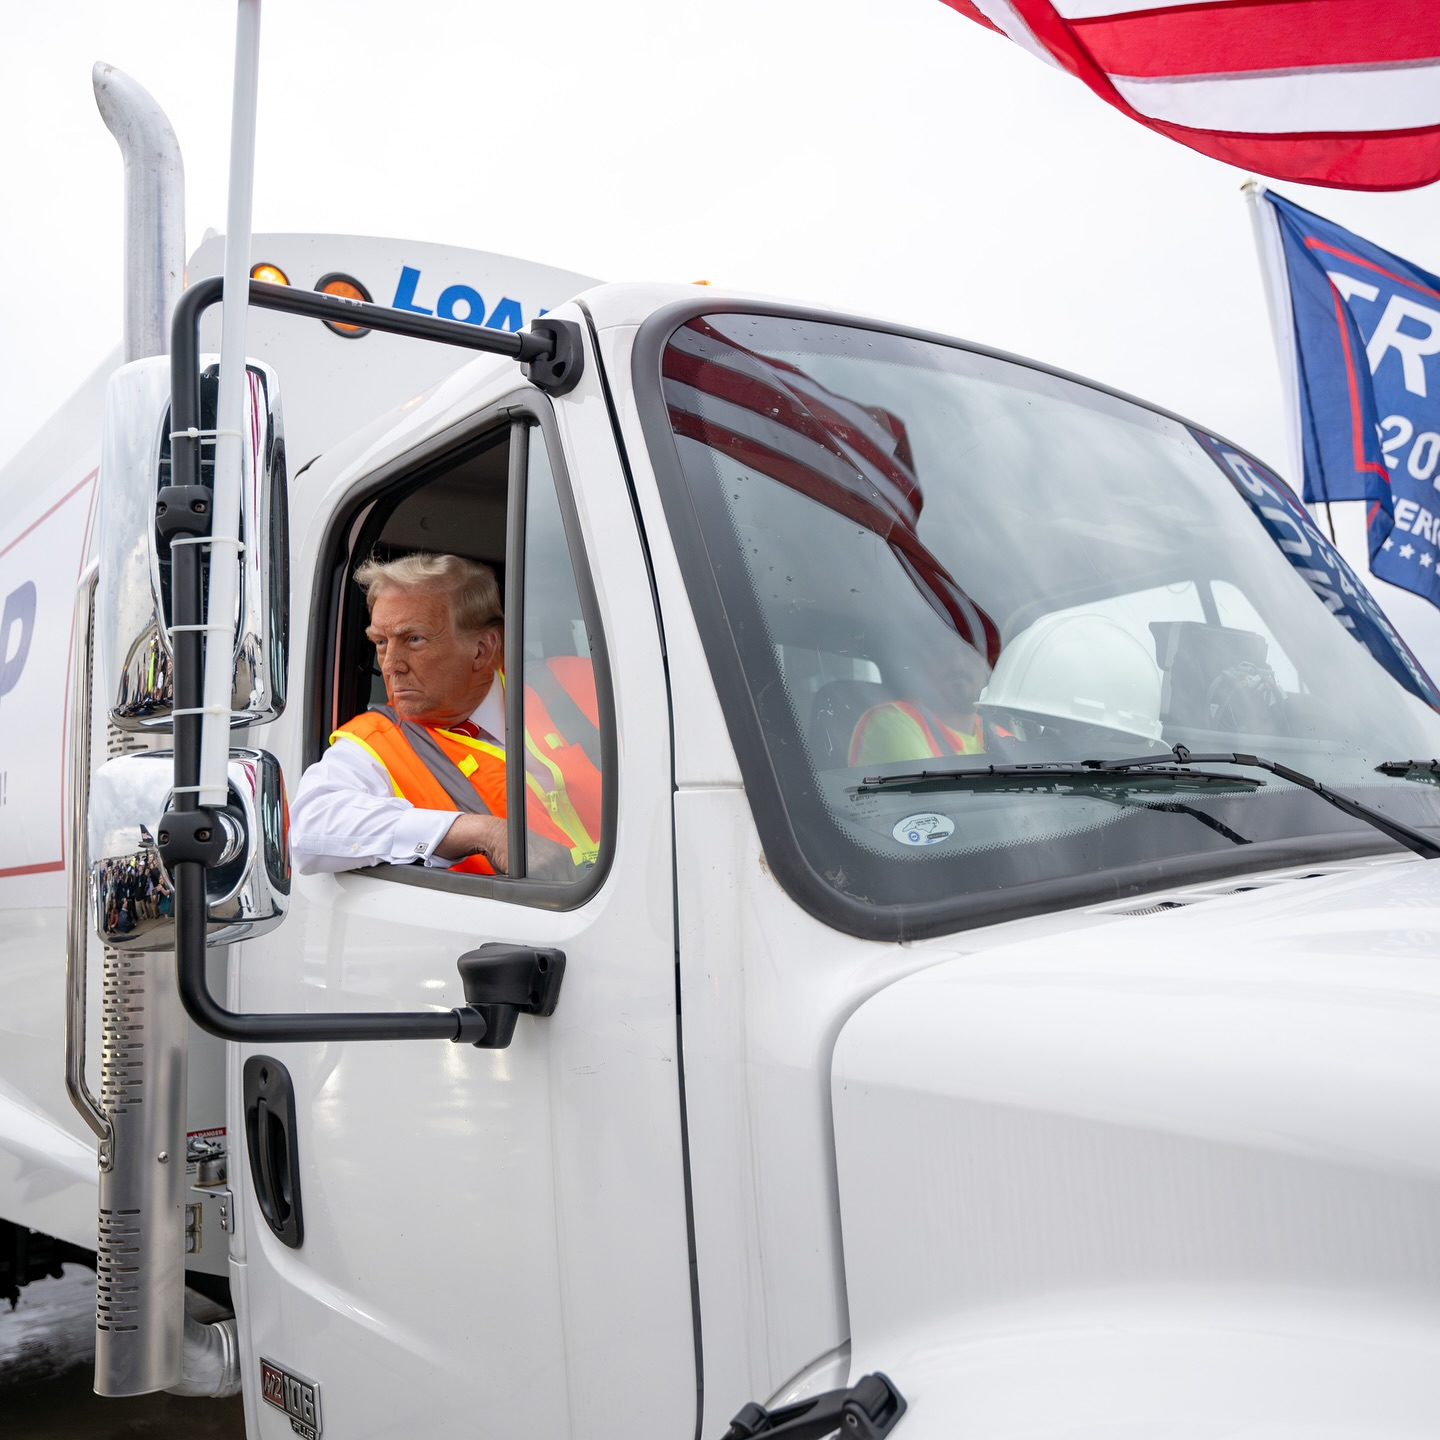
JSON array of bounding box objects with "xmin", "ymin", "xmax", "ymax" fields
[{"xmin": 233, "ymin": 395, "xmax": 696, "ymax": 1440}]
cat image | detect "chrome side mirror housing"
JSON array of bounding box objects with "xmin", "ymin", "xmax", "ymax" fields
[
  {"xmin": 97, "ymin": 355, "xmax": 289, "ymax": 730},
  {"xmin": 90, "ymin": 749, "xmax": 290, "ymax": 950}
]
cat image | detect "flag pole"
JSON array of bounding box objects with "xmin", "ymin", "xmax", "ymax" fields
[
  {"xmin": 199, "ymin": 0, "xmax": 262, "ymax": 804},
  {"xmin": 1240, "ymin": 179, "xmax": 1332, "ymax": 537}
]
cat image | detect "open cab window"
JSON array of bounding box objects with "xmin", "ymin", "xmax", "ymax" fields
[{"xmin": 315, "ymin": 404, "xmax": 612, "ymax": 904}]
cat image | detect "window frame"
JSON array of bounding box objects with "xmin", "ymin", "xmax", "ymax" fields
[
  {"xmin": 630, "ymin": 296, "xmax": 1400, "ymax": 942},
  {"xmin": 303, "ymin": 389, "xmax": 618, "ymax": 909}
]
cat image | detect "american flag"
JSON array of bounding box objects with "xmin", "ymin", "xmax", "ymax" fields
[
  {"xmin": 942, "ymin": 0, "xmax": 1440, "ymax": 190},
  {"xmin": 664, "ymin": 319, "xmax": 1002, "ymax": 665}
]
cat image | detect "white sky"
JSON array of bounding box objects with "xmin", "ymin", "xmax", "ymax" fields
[{"xmin": 3, "ymin": 0, "xmax": 1440, "ymax": 481}]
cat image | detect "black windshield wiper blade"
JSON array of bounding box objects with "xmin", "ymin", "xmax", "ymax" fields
[
  {"xmin": 1086, "ymin": 746, "xmax": 1440, "ymax": 860},
  {"xmin": 1114, "ymin": 798, "xmax": 1252, "ymax": 847},
  {"xmin": 1377, "ymin": 759, "xmax": 1440, "ymax": 784},
  {"xmin": 857, "ymin": 763, "xmax": 1259, "ymax": 846},
  {"xmin": 858, "ymin": 762, "xmax": 1262, "ymax": 793}
]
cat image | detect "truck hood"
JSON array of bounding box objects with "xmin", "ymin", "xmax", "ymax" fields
[{"xmin": 832, "ymin": 857, "xmax": 1440, "ymax": 1438}]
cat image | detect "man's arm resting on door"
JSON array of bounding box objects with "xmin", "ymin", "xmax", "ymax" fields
[{"xmin": 289, "ymin": 740, "xmax": 461, "ymax": 874}]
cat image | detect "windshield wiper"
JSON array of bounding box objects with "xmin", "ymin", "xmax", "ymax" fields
[
  {"xmin": 1113, "ymin": 799, "xmax": 1253, "ymax": 847},
  {"xmin": 860, "ymin": 746, "xmax": 1440, "ymax": 859},
  {"xmin": 859, "ymin": 761, "xmax": 1262, "ymax": 793},
  {"xmin": 1086, "ymin": 746, "xmax": 1440, "ymax": 859},
  {"xmin": 1377, "ymin": 759, "xmax": 1440, "ymax": 785},
  {"xmin": 856, "ymin": 763, "xmax": 1262, "ymax": 846}
]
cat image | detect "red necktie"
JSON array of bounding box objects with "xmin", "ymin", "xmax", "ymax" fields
[{"xmin": 449, "ymin": 721, "xmax": 481, "ymax": 739}]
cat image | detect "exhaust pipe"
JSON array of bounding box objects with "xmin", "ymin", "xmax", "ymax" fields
[
  {"xmin": 92, "ymin": 62, "xmax": 185, "ymax": 362},
  {"xmin": 92, "ymin": 944, "xmax": 188, "ymax": 1395},
  {"xmin": 168, "ymin": 1312, "xmax": 243, "ymax": 1398},
  {"xmin": 87, "ymin": 63, "xmax": 200, "ymax": 1400}
]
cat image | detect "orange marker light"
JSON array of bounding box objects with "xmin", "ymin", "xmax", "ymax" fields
[
  {"xmin": 315, "ymin": 272, "xmax": 373, "ymax": 337},
  {"xmin": 250, "ymin": 262, "xmax": 290, "ymax": 286}
]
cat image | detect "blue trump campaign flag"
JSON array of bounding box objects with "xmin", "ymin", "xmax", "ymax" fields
[
  {"xmin": 1190, "ymin": 429, "xmax": 1440, "ymax": 708},
  {"xmin": 1248, "ymin": 186, "xmax": 1440, "ymax": 615}
]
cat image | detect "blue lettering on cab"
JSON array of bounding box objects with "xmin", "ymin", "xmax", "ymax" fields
[
  {"xmin": 0, "ymin": 581, "xmax": 36, "ymax": 705},
  {"xmin": 391, "ymin": 266, "xmax": 529, "ymax": 333}
]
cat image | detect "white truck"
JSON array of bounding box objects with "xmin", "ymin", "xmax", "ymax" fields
[{"xmin": 5, "ymin": 59, "xmax": 1440, "ymax": 1440}]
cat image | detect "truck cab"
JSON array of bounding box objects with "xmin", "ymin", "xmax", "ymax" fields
[{"xmin": 6, "ymin": 225, "xmax": 1440, "ymax": 1440}]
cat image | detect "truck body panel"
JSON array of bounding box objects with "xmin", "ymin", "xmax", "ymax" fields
[{"xmin": 835, "ymin": 855, "xmax": 1440, "ymax": 1436}]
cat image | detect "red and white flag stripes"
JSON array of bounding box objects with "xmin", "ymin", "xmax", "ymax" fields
[{"xmin": 941, "ymin": 0, "xmax": 1440, "ymax": 191}]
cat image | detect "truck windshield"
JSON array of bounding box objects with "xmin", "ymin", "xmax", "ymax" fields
[{"xmin": 641, "ymin": 309, "xmax": 1440, "ymax": 934}]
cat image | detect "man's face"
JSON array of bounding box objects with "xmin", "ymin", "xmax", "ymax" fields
[{"xmin": 367, "ymin": 584, "xmax": 501, "ymax": 725}]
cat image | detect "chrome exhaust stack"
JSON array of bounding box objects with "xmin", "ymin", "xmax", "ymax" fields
[
  {"xmin": 82, "ymin": 63, "xmax": 256, "ymax": 1402},
  {"xmin": 93, "ymin": 943, "xmax": 189, "ymax": 1395},
  {"xmin": 92, "ymin": 63, "xmax": 185, "ymax": 363},
  {"xmin": 82, "ymin": 349, "xmax": 292, "ymax": 1395},
  {"xmin": 83, "ymin": 61, "xmax": 189, "ymax": 1400}
]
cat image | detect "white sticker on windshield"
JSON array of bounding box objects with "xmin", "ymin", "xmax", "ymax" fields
[{"xmin": 893, "ymin": 812, "xmax": 955, "ymax": 847}]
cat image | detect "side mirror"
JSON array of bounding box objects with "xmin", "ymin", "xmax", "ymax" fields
[
  {"xmin": 97, "ymin": 354, "xmax": 289, "ymax": 730},
  {"xmin": 90, "ymin": 748, "xmax": 290, "ymax": 950}
]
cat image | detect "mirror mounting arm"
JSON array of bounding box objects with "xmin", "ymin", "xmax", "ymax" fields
[
  {"xmin": 163, "ymin": 272, "xmax": 582, "ymax": 1048},
  {"xmin": 172, "ymin": 871, "xmax": 489, "ymax": 1044},
  {"xmin": 155, "ymin": 485, "xmax": 212, "ymax": 542},
  {"xmin": 171, "ymin": 275, "xmax": 583, "ymax": 395}
]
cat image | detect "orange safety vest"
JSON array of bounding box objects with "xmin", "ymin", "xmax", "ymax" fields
[
  {"xmin": 847, "ymin": 699, "xmax": 985, "ymax": 768},
  {"xmin": 330, "ymin": 663, "xmax": 602, "ymax": 875}
]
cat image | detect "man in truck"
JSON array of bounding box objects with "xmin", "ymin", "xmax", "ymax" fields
[{"xmin": 289, "ymin": 552, "xmax": 600, "ymax": 878}]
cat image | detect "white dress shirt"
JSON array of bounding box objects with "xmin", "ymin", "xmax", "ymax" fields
[{"xmin": 289, "ymin": 685, "xmax": 506, "ymax": 875}]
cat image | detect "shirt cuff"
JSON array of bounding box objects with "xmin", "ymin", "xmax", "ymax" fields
[{"xmin": 390, "ymin": 808, "xmax": 461, "ymax": 868}]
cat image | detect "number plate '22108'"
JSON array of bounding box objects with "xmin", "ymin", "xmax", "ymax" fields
[{"xmin": 261, "ymin": 1358, "xmax": 322, "ymax": 1438}]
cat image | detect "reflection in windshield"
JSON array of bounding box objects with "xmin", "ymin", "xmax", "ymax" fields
[
  {"xmin": 665, "ymin": 319, "xmax": 1000, "ymax": 665},
  {"xmin": 653, "ymin": 311, "xmax": 1440, "ymax": 924}
]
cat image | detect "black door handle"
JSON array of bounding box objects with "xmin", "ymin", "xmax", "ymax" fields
[
  {"xmin": 244, "ymin": 1056, "xmax": 304, "ymax": 1248},
  {"xmin": 455, "ymin": 945, "xmax": 566, "ymax": 1049}
]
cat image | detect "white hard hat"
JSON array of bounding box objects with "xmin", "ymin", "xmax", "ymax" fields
[{"xmin": 978, "ymin": 611, "xmax": 1163, "ymax": 744}]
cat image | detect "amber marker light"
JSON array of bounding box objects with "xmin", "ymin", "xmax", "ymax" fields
[
  {"xmin": 315, "ymin": 272, "xmax": 373, "ymax": 337},
  {"xmin": 250, "ymin": 262, "xmax": 290, "ymax": 286}
]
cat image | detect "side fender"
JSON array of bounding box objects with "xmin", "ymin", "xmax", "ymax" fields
[{"xmin": 0, "ymin": 1084, "xmax": 98, "ymax": 1248}]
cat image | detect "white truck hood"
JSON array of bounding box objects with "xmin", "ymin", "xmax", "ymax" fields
[{"xmin": 832, "ymin": 857, "xmax": 1440, "ymax": 1439}]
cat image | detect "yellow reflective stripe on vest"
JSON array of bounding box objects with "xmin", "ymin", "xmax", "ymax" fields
[
  {"xmin": 941, "ymin": 717, "xmax": 984, "ymax": 754},
  {"xmin": 491, "ymin": 670, "xmax": 598, "ymax": 867},
  {"xmin": 521, "ymin": 725, "xmax": 599, "ymax": 865},
  {"xmin": 849, "ymin": 704, "xmax": 937, "ymax": 766},
  {"xmin": 434, "ymin": 729, "xmax": 507, "ymax": 766},
  {"xmin": 435, "ymin": 726, "xmax": 594, "ymax": 864},
  {"xmin": 330, "ymin": 728, "xmax": 405, "ymax": 797}
]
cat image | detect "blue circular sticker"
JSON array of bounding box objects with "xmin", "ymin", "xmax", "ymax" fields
[{"xmin": 892, "ymin": 812, "xmax": 955, "ymax": 847}]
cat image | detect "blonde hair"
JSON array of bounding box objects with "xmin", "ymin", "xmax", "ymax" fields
[{"xmin": 353, "ymin": 552, "xmax": 502, "ymax": 634}]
